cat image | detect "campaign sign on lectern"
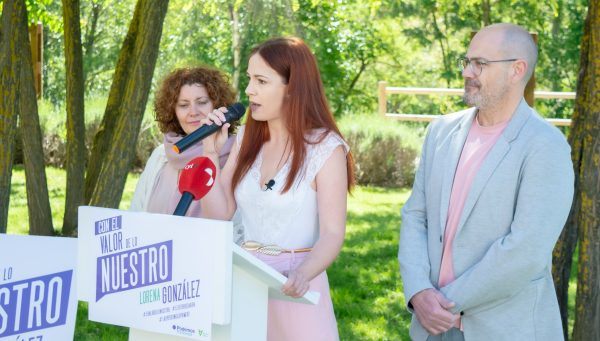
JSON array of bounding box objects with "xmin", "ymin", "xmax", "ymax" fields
[
  {"xmin": 78, "ymin": 206, "xmax": 232, "ymax": 340},
  {"xmin": 0, "ymin": 234, "xmax": 78, "ymax": 341}
]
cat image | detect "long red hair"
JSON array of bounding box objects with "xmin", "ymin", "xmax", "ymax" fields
[{"xmin": 231, "ymin": 37, "xmax": 355, "ymax": 193}]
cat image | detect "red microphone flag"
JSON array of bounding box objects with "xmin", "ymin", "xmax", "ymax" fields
[{"xmin": 178, "ymin": 157, "xmax": 217, "ymax": 200}]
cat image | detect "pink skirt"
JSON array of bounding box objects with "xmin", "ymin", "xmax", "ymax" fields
[{"xmin": 251, "ymin": 251, "xmax": 340, "ymax": 341}]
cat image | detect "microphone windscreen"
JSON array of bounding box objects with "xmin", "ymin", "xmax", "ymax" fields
[
  {"xmin": 178, "ymin": 157, "xmax": 217, "ymax": 200},
  {"xmin": 227, "ymin": 102, "xmax": 246, "ymax": 120}
]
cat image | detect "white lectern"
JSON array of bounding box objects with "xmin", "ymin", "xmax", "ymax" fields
[
  {"xmin": 77, "ymin": 206, "xmax": 319, "ymax": 341},
  {"xmin": 130, "ymin": 244, "xmax": 319, "ymax": 341}
]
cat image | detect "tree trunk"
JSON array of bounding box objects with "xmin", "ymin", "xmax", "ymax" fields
[
  {"xmin": 569, "ymin": 2, "xmax": 600, "ymax": 340},
  {"xmin": 61, "ymin": 0, "xmax": 87, "ymax": 236},
  {"xmin": 7, "ymin": 0, "xmax": 54, "ymax": 236},
  {"xmin": 88, "ymin": 0, "xmax": 169, "ymax": 208},
  {"xmin": 0, "ymin": 0, "xmax": 23, "ymax": 233},
  {"xmin": 346, "ymin": 58, "xmax": 368, "ymax": 96},
  {"xmin": 552, "ymin": 9, "xmax": 584, "ymax": 331},
  {"xmin": 84, "ymin": 0, "xmax": 140, "ymax": 204},
  {"xmin": 340, "ymin": 57, "xmax": 368, "ymax": 113},
  {"xmin": 83, "ymin": 0, "xmax": 103, "ymax": 63},
  {"xmin": 228, "ymin": 2, "xmax": 241, "ymax": 97},
  {"xmin": 83, "ymin": 0, "xmax": 103, "ymax": 87},
  {"xmin": 552, "ymin": 5, "xmax": 586, "ymax": 332},
  {"xmin": 481, "ymin": 0, "xmax": 491, "ymax": 26},
  {"xmin": 553, "ymin": 200, "xmax": 579, "ymax": 340}
]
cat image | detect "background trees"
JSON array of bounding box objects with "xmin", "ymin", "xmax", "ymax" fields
[
  {"xmin": 1, "ymin": 0, "xmax": 597, "ymax": 338},
  {"xmin": 18, "ymin": 0, "xmax": 587, "ymax": 120},
  {"xmin": 85, "ymin": 0, "xmax": 169, "ymax": 208},
  {"xmin": 1, "ymin": 0, "xmax": 169, "ymax": 233}
]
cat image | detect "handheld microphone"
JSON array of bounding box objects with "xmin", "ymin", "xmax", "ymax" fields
[
  {"xmin": 173, "ymin": 157, "xmax": 217, "ymax": 216},
  {"xmin": 173, "ymin": 102, "xmax": 246, "ymax": 154}
]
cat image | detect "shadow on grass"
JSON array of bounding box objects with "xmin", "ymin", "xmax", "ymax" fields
[{"xmin": 9, "ymin": 181, "xmax": 25, "ymax": 196}]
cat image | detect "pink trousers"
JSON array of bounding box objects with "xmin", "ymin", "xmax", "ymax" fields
[{"xmin": 251, "ymin": 251, "xmax": 340, "ymax": 341}]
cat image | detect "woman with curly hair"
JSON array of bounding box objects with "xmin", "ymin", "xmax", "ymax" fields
[{"xmin": 130, "ymin": 66, "xmax": 237, "ymax": 216}]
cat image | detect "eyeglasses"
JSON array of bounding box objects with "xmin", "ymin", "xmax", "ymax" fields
[{"xmin": 458, "ymin": 57, "xmax": 518, "ymax": 76}]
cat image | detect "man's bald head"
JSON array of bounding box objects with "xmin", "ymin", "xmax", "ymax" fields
[{"xmin": 476, "ymin": 23, "xmax": 538, "ymax": 83}]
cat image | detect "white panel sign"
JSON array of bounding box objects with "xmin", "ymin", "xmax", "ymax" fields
[
  {"xmin": 78, "ymin": 206, "xmax": 221, "ymax": 340},
  {"xmin": 0, "ymin": 234, "xmax": 78, "ymax": 341}
]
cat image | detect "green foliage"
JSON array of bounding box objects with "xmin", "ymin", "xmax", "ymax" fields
[
  {"xmin": 25, "ymin": 0, "xmax": 63, "ymax": 32},
  {"xmin": 42, "ymin": 25, "xmax": 66, "ymax": 105},
  {"xmin": 339, "ymin": 114, "xmax": 424, "ymax": 187},
  {"xmin": 80, "ymin": 0, "xmax": 136, "ymax": 95},
  {"xmin": 31, "ymin": 0, "xmax": 388, "ymax": 114},
  {"xmin": 30, "ymin": 1, "xmax": 584, "ymax": 118},
  {"xmin": 150, "ymin": 0, "xmax": 385, "ymax": 115},
  {"xmin": 380, "ymin": 0, "xmax": 586, "ymax": 119},
  {"xmin": 395, "ymin": 1, "xmax": 475, "ymax": 87},
  {"xmin": 37, "ymin": 0, "xmax": 137, "ymax": 104},
  {"xmin": 154, "ymin": 0, "xmax": 237, "ymax": 86},
  {"xmin": 293, "ymin": 0, "xmax": 385, "ymax": 114}
]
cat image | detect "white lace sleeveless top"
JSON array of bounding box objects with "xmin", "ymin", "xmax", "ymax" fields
[{"xmin": 234, "ymin": 125, "xmax": 349, "ymax": 249}]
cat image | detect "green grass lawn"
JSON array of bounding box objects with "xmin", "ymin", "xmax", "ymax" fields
[
  {"xmin": 331, "ymin": 187, "xmax": 412, "ymax": 340},
  {"xmin": 7, "ymin": 165, "xmax": 138, "ymax": 234},
  {"xmin": 6, "ymin": 167, "xmax": 576, "ymax": 340}
]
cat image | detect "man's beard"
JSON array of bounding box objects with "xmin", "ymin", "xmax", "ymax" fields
[
  {"xmin": 462, "ymin": 78, "xmax": 510, "ymax": 111},
  {"xmin": 462, "ymin": 79, "xmax": 482, "ymax": 107}
]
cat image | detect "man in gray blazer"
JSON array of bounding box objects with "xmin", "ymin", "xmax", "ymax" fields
[{"xmin": 398, "ymin": 23, "xmax": 574, "ymax": 341}]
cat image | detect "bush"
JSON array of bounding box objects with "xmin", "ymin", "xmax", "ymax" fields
[
  {"xmin": 134, "ymin": 120, "xmax": 162, "ymax": 171},
  {"xmin": 16, "ymin": 97, "xmax": 161, "ymax": 172},
  {"xmin": 338, "ymin": 114, "xmax": 425, "ymax": 188},
  {"xmin": 12, "ymin": 100, "xmax": 67, "ymax": 167},
  {"xmin": 43, "ymin": 133, "xmax": 67, "ymax": 167},
  {"xmin": 21, "ymin": 99, "xmax": 426, "ymax": 188}
]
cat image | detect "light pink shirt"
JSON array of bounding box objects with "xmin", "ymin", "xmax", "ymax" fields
[
  {"xmin": 439, "ymin": 117, "xmax": 508, "ymax": 287},
  {"xmin": 438, "ymin": 116, "xmax": 508, "ymax": 329}
]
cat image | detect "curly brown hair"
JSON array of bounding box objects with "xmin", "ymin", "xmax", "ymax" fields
[{"xmin": 154, "ymin": 66, "xmax": 237, "ymax": 135}]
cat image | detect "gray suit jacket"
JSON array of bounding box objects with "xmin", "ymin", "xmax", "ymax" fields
[{"xmin": 399, "ymin": 99, "xmax": 574, "ymax": 341}]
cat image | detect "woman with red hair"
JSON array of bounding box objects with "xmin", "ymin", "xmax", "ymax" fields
[{"xmin": 200, "ymin": 37, "xmax": 354, "ymax": 340}]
